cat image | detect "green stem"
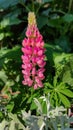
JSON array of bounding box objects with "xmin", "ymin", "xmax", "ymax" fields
[
  {"xmin": 19, "ymin": 0, "xmax": 30, "ymax": 12},
  {"xmin": 36, "ymin": 4, "xmax": 42, "ymax": 16},
  {"xmin": 68, "ymin": 0, "xmax": 73, "ymax": 13},
  {"xmin": 31, "ymin": 0, "xmax": 35, "ymax": 12}
]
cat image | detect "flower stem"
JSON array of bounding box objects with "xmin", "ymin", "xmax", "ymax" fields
[
  {"xmin": 19, "ymin": 0, "xmax": 30, "ymax": 12},
  {"xmin": 31, "ymin": 0, "xmax": 35, "ymax": 11},
  {"xmin": 68, "ymin": 0, "xmax": 73, "ymax": 13}
]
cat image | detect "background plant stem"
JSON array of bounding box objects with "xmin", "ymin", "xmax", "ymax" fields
[
  {"xmin": 68, "ymin": 0, "xmax": 73, "ymax": 13},
  {"xmin": 31, "ymin": 0, "xmax": 35, "ymax": 11}
]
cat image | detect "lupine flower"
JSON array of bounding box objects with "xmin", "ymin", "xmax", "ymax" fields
[{"xmin": 21, "ymin": 12, "xmax": 46, "ymax": 89}]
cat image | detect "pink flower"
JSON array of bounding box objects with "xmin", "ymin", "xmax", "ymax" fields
[
  {"xmin": 22, "ymin": 47, "xmax": 32, "ymax": 55},
  {"xmin": 38, "ymin": 72, "xmax": 45, "ymax": 79},
  {"xmin": 35, "ymin": 76, "xmax": 43, "ymax": 87},
  {"xmin": 21, "ymin": 12, "xmax": 46, "ymax": 89},
  {"xmin": 33, "ymin": 47, "xmax": 38, "ymax": 55},
  {"xmin": 38, "ymin": 49, "xmax": 43, "ymax": 56},
  {"xmin": 32, "ymin": 67, "xmax": 36, "ymax": 76},
  {"xmin": 32, "ymin": 56, "xmax": 36, "ymax": 64},
  {"xmin": 22, "ymin": 70, "xmax": 30, "ymax": 76},
  {"xmin": 21, "ymin": 55, "xmax": 30, "ymax": 63},
  {"xmin": 34, "ymin": 84, "xmax": 38, "ymax": 89}
]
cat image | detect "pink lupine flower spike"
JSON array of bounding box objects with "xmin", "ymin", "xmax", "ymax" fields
[{"xmin": 21, "ymin": 12, "xmax": 46, "ymax": 89}]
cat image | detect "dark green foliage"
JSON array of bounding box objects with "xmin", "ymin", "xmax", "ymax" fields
[{"xmin": 0, "ymin": 0, "xmax": 73, "ymax": 117}]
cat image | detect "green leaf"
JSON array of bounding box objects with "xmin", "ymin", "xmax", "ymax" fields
[
  {"xmin": 42, "ymin": 101, "xmax": 47, "ymax": 114},
  {"xmin": 62, "ymin": 56, "xmax": 73, "ymax": 86},
  {"xmin": 45, "ymin": 43, "xmax": 54, "ymax": 63},
  {"xmin": 0, "ymin": 19, "xmax": 9, "ymax": 28},
  {"xmin": 45, "ymin": 43, "xmax": 62, "ymax": 65},
  {"xmin": 57, "ymin": 82, "xmax": 66, "ymax": 89},
  {"xmin": 0, "ymin": 119, "xmax": 8, "ymax": 130},
  {"xmin": 0, "ymin": 46, "xmax": 22, "ymax": 63},
  {"xmin": 62, "ymin": 69, "xmax": 73, "ymax": 87},
  {"xmin": 37, "ymin": 15, "xmax": 48, "ymax": 29},
  {"xmin": 5, "ymin": 8, "xmax": 21, "ymax": 18},
  {"xmin": 0, "ymin": 33, "xmax": 4, "ymax": 40},
  {"xmin": 63, "ymin": 13, "xmax": 73, "ymax": 23},
  {"xmin": 54, "ymin": 53, "xmax": 71, "ymax": 69},
  {"xmin": 47, "ymin": 82, "xmax": 53, "ymax": 88},
  {"xmin": 6, "ymin": 102, "xmax": 14, "ymax": 112},
  {"xmin": 54, "ymin": 93, "xmax": 59, "ymax": 106},
  {"xmin": 34, "ymin": 98, "xmax": 42, "ymax": 114},
  {"xmin": 59, "ymin": 89, "xmax": 73, "ymax": 98},
  {"xmin": 47, "ymin": 18, "xmax": 62, "ymax": 28},
  {"xmin": 8, "ymin": 113, "xmax": 25, "ymax": 130},
  {"xmin": 0, "ymin": 70, "xmax": 8, "ymax": 83},
  {"xmin": 30, "ymin": 102, "xmax": 37, "ymax": 110},
  {"xmin": 27, "ymin": 97, "xmax": 32, "ymax": 103},
  {"xmin": 58, "ymin": 93, "xmax": 70, "ymax": 107},
  {"xmin": 1, "ymin": 18, "xmax": 22, "ymax": 28},
  {"xmin": 55, "ymin": 36, "xmax": 71, "ymax": 53},
  {"xmin": 50, "ymin": 91, "xmax": 54, "ymax": 105},
  {"xmin": 0, "ymin": 0, "xmax": 19, "ymax": 9}
]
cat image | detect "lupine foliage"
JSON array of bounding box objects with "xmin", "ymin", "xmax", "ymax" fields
[{"xmin": 0, "ymin": 0, "xmax": 73, "ymax": 128}]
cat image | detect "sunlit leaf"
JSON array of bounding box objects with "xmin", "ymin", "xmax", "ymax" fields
[
  {"xmin": 0, "ymin": 119, "xmax": 8, "ymax": 130},
  {"xmin": 1, "ymin": 18, "xmax": 22, "ymax": 28},
  {"xmin": 0, "ymin": 33, "xmax": 4, "ymax": 40},
  {"xmin": 60, "ymin": 89, "xmax": 73, "ymax": 98},
  {"xmin": 6, "ymin": 102, "xmax": 14, "ymax": 112},
  {"xmin": 0, "ymin": 70, "xmax": 8, "ymax": 83},
  {"xmin": 58, "ymin": 93, "xmax": 70, "ymax": 107}
]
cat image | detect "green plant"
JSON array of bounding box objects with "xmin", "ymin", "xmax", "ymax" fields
[
  {"xmin": 0, "ymin": 96, "xmax": 73, "ymax": 130},
  {"xmin": 0, "ymin": 0, "xmax": 73, "ymax": 122},
  {"xmin": 44, "ymin": 43, "xmax": 73, "ymax": 107}
]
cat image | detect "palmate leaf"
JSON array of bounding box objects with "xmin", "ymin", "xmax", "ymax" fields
[
  {"xmin": 57, "ymin": 82, "xmax": 66, "ymax": 89},
  {"xmin": 58, "ymin": 93, "xmax": 70, "ymax": 107},
  {"xmin": 59, "ymin": 89, "xmax": 73, "ymax": 98}
]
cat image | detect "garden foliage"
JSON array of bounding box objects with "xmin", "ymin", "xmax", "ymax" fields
[
  {"xmin": 0, "ymin": 96, "xmax": 73, "ymax": 130},
  {"xmin": 0, "ymin": 0, "xmax": 73, "ymax": 129}
]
